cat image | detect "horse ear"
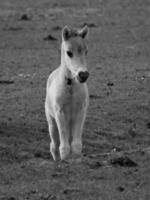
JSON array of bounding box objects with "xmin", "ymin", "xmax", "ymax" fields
[
  {"xmin": 79, "ymin": 25, "xmax": 89, "ymax": 38},
  {"xmin": 62, "ymin": 26, "xmax": 71, "ymax": 41}
]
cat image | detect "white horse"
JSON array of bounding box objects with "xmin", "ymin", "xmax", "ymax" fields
[{"xmin": 45, "ymin": 26, "xmax": 89, "ymax": 161}]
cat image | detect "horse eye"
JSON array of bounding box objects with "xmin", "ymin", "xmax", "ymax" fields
[
  {"xmin": 85, "ymin": 49, "xmax": 88, "ymax": 55},
  {"xmin": 67, "ymin": 51, "xmax": 73, "ymax": 58},
  {"xmin": 78, "ymin": 48, "xmax": 82, "ymax": 54}
]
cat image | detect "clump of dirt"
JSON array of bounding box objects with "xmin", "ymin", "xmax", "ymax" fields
[
  {"xmin": 44, "ymin": 34, "xmax": 57, "ymax": 41},
  {"xmin": 110, "ymin": 156, "xmax": 138, "ymax": 167},
  {"xmin": 20, "ymin": 13, "xmax": 32, "ymax": 21}
]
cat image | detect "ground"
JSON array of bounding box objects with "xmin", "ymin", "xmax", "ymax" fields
[{"xmin": 0, "ymin": 0, "xmax": 150, "ymax": 199}]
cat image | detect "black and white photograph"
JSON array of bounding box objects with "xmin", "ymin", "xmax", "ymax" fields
[{"xmin": 0, "ymin": 0, "xmax": 150, "ymax": 199}]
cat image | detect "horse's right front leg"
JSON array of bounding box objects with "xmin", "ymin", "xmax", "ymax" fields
[{"xmin": 55, "ymin": 108, "xmax": 70, "ymax": 160}]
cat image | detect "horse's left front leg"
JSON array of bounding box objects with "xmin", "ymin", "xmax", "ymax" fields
[{"xmin": 71, "ymin": 106, "xmax": 87, "ymax": 156}]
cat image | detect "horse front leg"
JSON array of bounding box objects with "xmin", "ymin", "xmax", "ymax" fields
[
  {"xmin": 71, "ymin": 106, "xmax": 87, "ymax": 157},
  {"xmin": 55, "ymin": 108, "xmax": 71, "ymax": 160}
]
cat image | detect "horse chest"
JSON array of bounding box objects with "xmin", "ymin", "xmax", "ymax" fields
[{"xmin": 56, "ymin": 86, "xmax": 86, "ymax": 113}]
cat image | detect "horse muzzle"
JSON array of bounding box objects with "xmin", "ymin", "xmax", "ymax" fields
[{"xmin": 77, "ymin": 71, "xmax": 89, "ymax": 83}]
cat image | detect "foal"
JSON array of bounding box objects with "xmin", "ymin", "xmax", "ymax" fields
[{"xmin": 45, "ymin": 26, "xmax": 89, "ymax": 161}]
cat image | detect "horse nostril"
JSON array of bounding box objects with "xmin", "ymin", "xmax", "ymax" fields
[{"xmin": 78, "ymin": 71, "xmax": 89, "ymax": 82}]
